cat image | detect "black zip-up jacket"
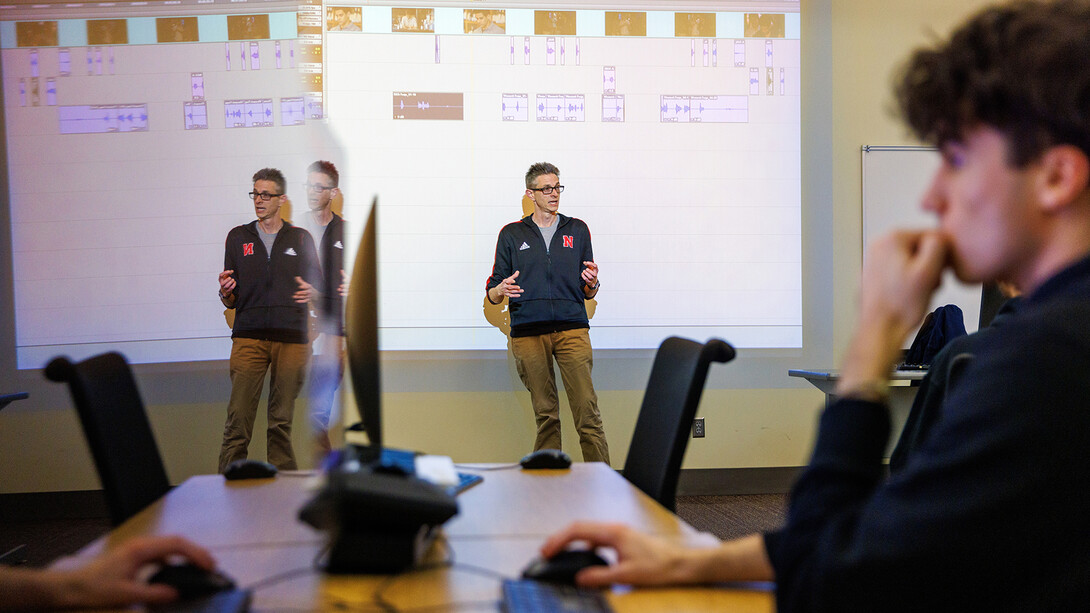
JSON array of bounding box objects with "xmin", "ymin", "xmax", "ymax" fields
[
  {"xmin": 764, "ymin": 255, "xmax": 1090, "ymax": 612},
  {"xmin": 485, "ymin": 213, "xmax": 593, "ymax": 338},
  {"xmin": 223, "ymin": 220, "xmax": 320, "ymax": 344},
  {"xmin": 311, "ymin": 212, "xmax": 345, "ymax": 335}
]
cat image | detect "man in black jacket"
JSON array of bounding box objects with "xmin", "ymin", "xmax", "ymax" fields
[
  {"xmin": 298, "ymin": 160, "xmax": 346, "ymax": 457},
  {"xmin": 217, "ymin": 168, "xmax": 320, "ymax": 472},
  {"xmin": 540, "ymin": 2, "xmax": 1090, "ymax": 610},
  {"xmin": 486, "ymin": 162, "xmax": 610, "ymax": 463}
]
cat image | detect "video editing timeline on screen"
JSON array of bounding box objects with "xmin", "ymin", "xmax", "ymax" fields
[
  {"xmin": 361, "ymin": 9, "xmax": 792, "ymax": 127},
  {"xmin": 4, "ymin": 3, "xmax": 802, "ymax": 364},
  {"xmin": 11, "ymin": 7, "xmax": 796, "ymax": 132},
  {"xmin": 3, "ymin": 7, "xmax": 318, "ymax": 368},
  {"xmin": 319, "ymin": 5, "xmax": 802, "ymax": 352},
  {"xmin": 392, "ymin": 91, "xmax": 464, "ymax": 121},
  {"xmin": 11, "ymin": 12, "xmax": 303, "ymax": 136}
]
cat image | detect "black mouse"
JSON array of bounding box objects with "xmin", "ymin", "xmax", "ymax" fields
[
  {"xmin": 519, "ymin": 449, "xmax": 572, "ymax": 469},
  {"xmin": 148, "ymin": 563, "xmax": 235, "ymax": 599},
  {"xmin": 223, "ymin": 459, "xmax": 278, "ymax": 480},
  {"xmin": 521, "ymin": 549, "xmax": 609, "ymax": 584}
]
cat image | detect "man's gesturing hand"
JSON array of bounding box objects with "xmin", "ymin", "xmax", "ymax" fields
[{"xmin": 496, "ymin": 270, "xmax": 523, "ymax": 298}]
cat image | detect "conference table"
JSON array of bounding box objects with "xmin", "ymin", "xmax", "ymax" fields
[
  {"xmin": 790, "ymin": 368, "xmax": 926, "ymax": 456},
  {"xmin": 66, "ymin": 462, "xmax": 775, "ymax": 612},
  {"xmin": 788, "ymin": 368, "xmax": 926, "ymax": 407},
  {"xmin": 0, "ymin": 391, "xmax": 28, "ymax": 411}
]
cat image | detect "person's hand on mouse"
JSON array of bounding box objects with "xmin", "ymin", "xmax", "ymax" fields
[
  {"xmin": 541, "ymin": 522, "xmax": 773, "ymax": 588},
  {"xmin": 540, "ymin": 522, "xmax": 694, "ymax": 587},
  {"xmin": 36, "ymin": 535, "xmax": 214, "ymax": 609}
]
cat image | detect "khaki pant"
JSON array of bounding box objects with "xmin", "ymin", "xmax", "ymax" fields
[
  {"xmin": 511, "ymin": 328, "xmax": 610, "ymax": 463},
  {"xmin": 218, "ymin": 337, "xmax": 310, "ymax": 472}
]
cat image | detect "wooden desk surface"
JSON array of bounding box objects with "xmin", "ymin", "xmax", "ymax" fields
[{"xmin": 68, "ymin": 463, "xmax": 774, "ymax": 612}]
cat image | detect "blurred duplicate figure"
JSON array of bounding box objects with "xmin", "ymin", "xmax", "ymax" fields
[
  {"xmin": 218, "ymin": 168, "xmax": 320, "ymax": 472},
  {"xmin": 486, "ymin": 162, "xmax": 610, "ymax": 463},
  {"xmin": 541, "ymin": 1, "xmax": 1090, "ymax": 610},
  {"xmin": 298, "ymin": 160, "xmax": 347, "ymax": 456}
]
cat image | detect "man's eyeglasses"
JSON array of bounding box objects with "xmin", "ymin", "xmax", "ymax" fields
[
  {"xmin": 249, "ymin": 191, "xmax": 282, "ymax": 201},
  {"xmin": 530, "ymin": 185, "xmax": 565, "ymax": 195},
  {"xmin": 305, "ymin": 183, "xmax": 335, "ymax": 193}
]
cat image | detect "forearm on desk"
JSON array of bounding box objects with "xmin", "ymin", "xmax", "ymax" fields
[
  {"xmin": 693, "ymin": 534, "xmax": 774, "ymax": 583},
  {"xmin": 0, "ymin": 567, "xmax": 71, "ymax": 610}
]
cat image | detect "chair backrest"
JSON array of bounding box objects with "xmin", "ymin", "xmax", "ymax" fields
[
  {"xmin": 945, "ymin": 352, "xmax": 974, "ymax": 396},
  {"xmin": 44, "ymin": 351, "xmax": 170, "ymax": 526},
  {"xmin": 622, "ymin": 337, "xmax": 735, "ymax": 512}
]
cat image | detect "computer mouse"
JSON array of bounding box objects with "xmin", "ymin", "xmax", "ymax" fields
[
  {"xmin": 519, "ymin": 449, "xmax": 572, "ymax": 469},
  {"xmin": 148, "ymin": 563, "xmax": 235, "ymax": 599},
  {"xmin": 521, "ymin": 549, "xmax": 609, "ymax": 585},
  {"xmin": 223, "ymin": 459, "xmax": 278, "ymax": 480}
]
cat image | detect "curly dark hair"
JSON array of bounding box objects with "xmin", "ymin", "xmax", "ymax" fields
[
  {"xmin": 252, "ymin": 167, "xmax": 286, "ymax": 194},
  {"xmin": 896, "ymin": 0, "xmax": 1090, "ymax": 167}
]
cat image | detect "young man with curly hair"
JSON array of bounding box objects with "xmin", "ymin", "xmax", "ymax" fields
[{"xmin": 542, "ymin": 2, "xmax": 1090, "ymax": 609}]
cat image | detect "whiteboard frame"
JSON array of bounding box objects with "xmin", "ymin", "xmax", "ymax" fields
[{"xmin": 861, "ymin": 145, "xmax": 982, "ymax": 336}]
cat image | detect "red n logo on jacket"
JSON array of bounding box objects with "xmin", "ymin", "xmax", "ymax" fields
[
  {"xmin": 563, "ymin": 235, "xmax": 574, "ymax": 248},
  {"xmin": 243, "ymin": 243, "xmax": 254, "ymax": 256}
]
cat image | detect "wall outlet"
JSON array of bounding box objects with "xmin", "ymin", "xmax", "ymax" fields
[{"xmin": 692, "ymin": 417, "xmax": 705, "ymax": 438}]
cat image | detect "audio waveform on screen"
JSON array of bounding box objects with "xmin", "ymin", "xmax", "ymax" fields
[
  {"xmin": 392, "ymin": 92, "xmax": 464, "ymax": 120},
  {"xmin": 659, "ymin": 95, "xmax": 748, "ymax": 123},
  {"xmin": 59, "ymin": 104, "xmax": 148, "ymax": 133}
]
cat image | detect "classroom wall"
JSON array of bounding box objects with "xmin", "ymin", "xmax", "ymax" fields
[{"xmin": 0, "ymin": 0, "xmax": 996, "ymax": 494}]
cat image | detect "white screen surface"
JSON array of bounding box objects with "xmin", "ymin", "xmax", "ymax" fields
[
  {"xmin": 4, "ymin": 1, "xmax": 801, "ymax": 367},
  {"xmin": 3, "ymin": 5, "xmax": 332, "ymax": 368},
  {"xmin": 862, "ymin": 146, "xmax": 982, "ymax": 339},
  {"xmin": 328, "ymin": 3, "xmax": 802, "ymax": 351}
]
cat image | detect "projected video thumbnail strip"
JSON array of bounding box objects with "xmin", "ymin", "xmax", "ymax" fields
[
  {"xmin": 502, "ymin": 93, "xmax": 528, "ymax": 121},
  {"xmin": 224, "ymin": 99, "xmax": 273, "ymax": 128},
  {"xmin": 184, "ymin": 102, "xmax": 207, "ymax": 130},
  {"xmin": 59, "ymin": 104, "xmax": 148, "ymax": 134},
  {"xmin": 281, "ymin": 97, "xmax": 305, "ymax": 126},
  {"xmin": 393, "ymin": 92, "xmax": 463, "ymax": 120},
  {"xmin": 602, "ymin": 94, "xmax": 625, "ymax": 122},
  {"xmin": 536, "ymin": 94, "xmax": 585, "ymax": 122},
  {"xmin": 660, "ymin": 95, "xmax": 748, "ymax": 123}
]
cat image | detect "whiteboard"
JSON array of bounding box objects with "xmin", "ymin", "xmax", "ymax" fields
[{"xmin": 861, "ymin": 146, "xmax": 982, "ymax": 335}]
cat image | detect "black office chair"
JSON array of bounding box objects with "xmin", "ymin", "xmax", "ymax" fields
[
  {"xmin": 0, "ymin": 392, "xmax": 29, "ymax": 566},
  {"xmin": 622, "ymin": 337, "xmax": 736, "ymax": 512},
  {"xmin": 44, "ymin": 351, "xmax": 171, "ymax": 526}
]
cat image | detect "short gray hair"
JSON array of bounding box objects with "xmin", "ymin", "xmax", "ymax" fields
[{"xmin": 525, "ymin": 162, "xmax": 560, "ymax": 189}]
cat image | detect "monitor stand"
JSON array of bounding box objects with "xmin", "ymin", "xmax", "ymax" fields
[
  {"xmin": 298, "ymin": 451, "xmax": 459, "ymax": 574},
  {"xmin": 325, "ymin": 522, "xmax": 441, "ymax": 574}
]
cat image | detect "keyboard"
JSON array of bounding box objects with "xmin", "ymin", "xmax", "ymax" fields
[
  {"xmin": 379, "ymin": 448, "xmax": 483, "ymax": 496},
  {"xmin": 152, "ymin": 588, "xmax": 252, "ymax": 613},
  {"xmin": 501, "ymin": 579, "xmax": 613, "ymax": 613}
]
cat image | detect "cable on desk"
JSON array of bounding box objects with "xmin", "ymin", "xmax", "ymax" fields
[
  {"xmin": 242, "ymin": 564, "xmax": 319, "ymax": 593},
  {"xmin": 453, "ymin": 463, "xmax": 520, "ymax": 471},
  {"xmin": 383, "ymin": 562, "xmax": 519, "ymax": 612},
  {"xmin": 240, "ymin": 541, "xmax": 330, "ymax": 594},
  {"xmin": 237, "ymin": 536, "xmax": 510, "ymax": 613},
  {"xmin": 238, "ymin": 548, "xmax": 329, "ymax": 596},
  {"xmin": 448, "ymin": 561, "xmax": 511, "ymax": 581},
  {"xmin": 371, "ymin": 535, "xmax": 455, "ymax": 612},
  {"xmin": 376, "ymin": 598, "xmax": 503, "ymax": 612},
  {"xmin": 371, "ymin": 535, "xmax": 526, "ymax": 612}
]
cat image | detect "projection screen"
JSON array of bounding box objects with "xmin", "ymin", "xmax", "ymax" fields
[{"xmin": 1, "ymin": 0, "xmax": 801, "ymax": 368}]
